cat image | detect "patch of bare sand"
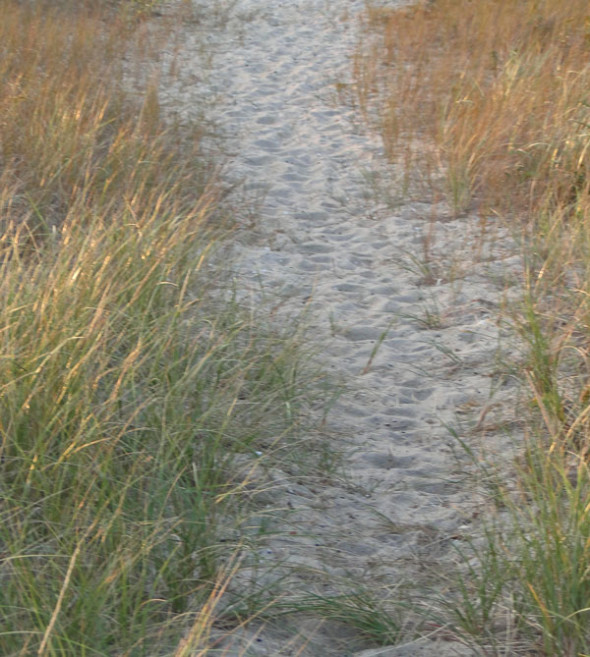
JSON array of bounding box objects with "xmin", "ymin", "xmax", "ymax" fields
[{"xmin": 154, "ymin": 1, "xmax": 524, "ymax": 654}]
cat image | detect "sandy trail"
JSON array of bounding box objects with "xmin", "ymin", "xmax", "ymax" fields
[{"xmin": 155, "ymin": 1, "xmax": 522, "ymax": 654}]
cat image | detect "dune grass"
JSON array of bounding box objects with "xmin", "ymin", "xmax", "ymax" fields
[
  {"xmin": 357, "ymin": 0, "xmax": 590, "ymax": 654},
  {"xmin": 7, "ymin": 0, "xmax": 590, "ymax": 653},
  {"xmin": 0, "ymin": 2, "xmax": 330, "ymax": 655},
  {"xmin": 359, "ymin": 0, "xmax": 590, "ymax": 217}
]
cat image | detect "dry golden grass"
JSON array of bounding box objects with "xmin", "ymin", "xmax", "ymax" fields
[
  {"xmin": 361, "ymin": 0, "xmax": 590, "ymax": 453},
  {"xmin": 360, "ymin": 0, "xmax": 590, "ymax": 216},
  {"xmin": 0, "ymin": 2, "xmax": 189, "ymax": 245}
]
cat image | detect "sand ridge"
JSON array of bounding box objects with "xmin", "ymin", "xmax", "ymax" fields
[{"xmin": 155, "ymin": 1, "xmax": 523, "ymax": 654}]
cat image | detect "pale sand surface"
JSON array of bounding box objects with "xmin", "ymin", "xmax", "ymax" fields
[{"xmin": 153, "ymin": 1, "xmax": 524, "ymax": 654}]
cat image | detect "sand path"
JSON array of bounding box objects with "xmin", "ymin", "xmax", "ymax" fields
[{"xmin": 156, "ymin": 1, "xmax": 522, "ymax": 654}]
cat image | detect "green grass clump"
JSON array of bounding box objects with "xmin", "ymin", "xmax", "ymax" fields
[
  {"xmin": 0, "ymin": 2, "xmax": 324, "ymax": 655},
  {"xmin": 443, "ymin": 444, "xmax": 590, "ymax": 656}
]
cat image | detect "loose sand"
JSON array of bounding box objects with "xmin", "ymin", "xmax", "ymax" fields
[{"xmin": 154, "ymin": 1, "xmax": 524, "ymax": 654}]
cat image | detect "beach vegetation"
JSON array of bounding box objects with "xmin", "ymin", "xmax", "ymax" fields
[
  {"xmin": 0, "ymin": 1, "xmax": 331, "ymax": 654},
  {"xmin": 358, "ymin": 0, "xmax": 590, "ymax": 653}
]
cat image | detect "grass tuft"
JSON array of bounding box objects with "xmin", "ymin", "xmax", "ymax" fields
[{"xmin": 360, "ymin": 0, "xmax": 590, "ymax": 217}]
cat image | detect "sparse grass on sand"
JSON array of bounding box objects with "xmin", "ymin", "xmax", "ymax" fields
[
  {"xmin": 0, "ymin": 2, "xmax": 329, "ymax": 654},
  {"xmin": 358, "ymin": 0, "xmax": 590, "ymax": 654}
]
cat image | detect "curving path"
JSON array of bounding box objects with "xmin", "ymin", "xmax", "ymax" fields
[{"xmin": 157, "ymin": 1, "xmax": 522, "ymax": 654}]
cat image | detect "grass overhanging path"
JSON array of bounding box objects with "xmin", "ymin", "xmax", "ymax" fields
[{"xmin": 0, "ymin": 2, "xmax": 329, "ymax": 654}]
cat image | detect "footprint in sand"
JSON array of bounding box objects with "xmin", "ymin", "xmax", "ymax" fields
[{"xmin": 156, "ymin": 0, "xmax": 519, "ymax": 654}]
